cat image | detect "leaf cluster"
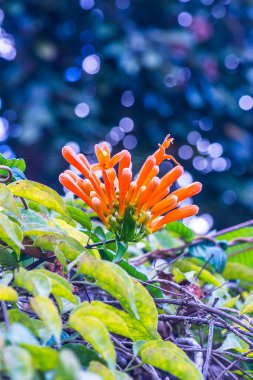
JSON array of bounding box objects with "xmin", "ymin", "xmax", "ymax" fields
[{"xmin": 0, "ymin": 175, "xmax": 253, "ymax": 379}]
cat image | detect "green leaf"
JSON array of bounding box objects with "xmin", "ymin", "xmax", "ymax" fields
[
  {"xmin": 8, "ymin": 309, "xmax": 38, "ymax": 336},
  {"xmin": 8, "ymin": 180, "xmax": 68, "ymax": 216},
  {"xmin": 94, "ymin": 226, "xmax": 106, "ymax": 242},
  {"xmin": 120, "ymin": 208, "xmax": 136, "ymax": 242},
  {"xmin": 33, "ymin": 233, "xmax": 84, "ymax": 260},
  {"xmin": 88, "ymin": 361, "xmax": 115, "ymax": 380},
  {"xmin": 188, "ymin": 242, "xmax": 227, "ymax": 273},
  {"xmin": 21, "ymin": 345, "xmax": 59, "ymax": 372},
  {"xmin": 20, "ymin": 208, "xmax": 52, "ymax": 236},
  {"xmin": 88, "ymin": 361, "xmax": 132, "ymax": 380},
  {"xmin": 14, "ymin": 267, "xmax": 51, "ymax": 296},
  {"xmin": 36, "ymin": 269, "xmax": 79, "ymax": 305},
  {"xmin": 240, "ymin": 294, "xmax": 253, "ymax": 315},
  {"xmin": 171, "ymin": 259, "xmax": 221, "ymax": 286},
  {"xmin": 30, "ymin": 295, "xmax": 62, "ymax": 345},
  {"xmin": 131, "ymin": 279, "xmax": 159, "ymax": 339},
  {"xmin": 85, "ymin": 302, "xmax": 151, "ymax": 341},
  {"xmin": 219, "ymin": 333, "xmax": 249, "ymax": 353},
  {"xmin": 55, "ymin": 349, "xmax": 83, "ymax": 380},
  {"xmin": 113, "ymin": 240, "xmax": 128, "ymax": 262},
  {"xmin": 0, "ymin": 247, "xmax": 17, "ymax": 268},
  {"xmin": 223, "ymin": 262, "xmax": 253, "ymax": 282},
  {"xmin": 3, "ymin": 346, "xmax": 34, "ymax": 380},
  {"xmin": 50, "ymin": 219, "xmax": 100, "ymax": 259},
  {"xmin": 135, "ymin": 340, "xmax": 203, "ymax": 380},
  {"xmin": 0, "ymin": 184, "xmax": 21, "ymax": 218},
  {"xmin": 63, "ymin": 344, "xmax": 105, "ymax": 368},
  {"xmin": 152, "ymin": 229, "xmax": 181, "ymax": 249},
  {"xmin": 216, "ymin": 226, "xmax": 253, "ymax": 268},
  {"xmin": 71, "ymin": 301, "xmax": 131, "ymax": 338},
  {"xmin": 68, "ymin": 314, "xmax": 116, "ymax": 370},
  {"xmin": 101, "ymin": 249, "xmax": 163, "ymax": 298},
  {"xmin": 7, "ymin": 323, "xmax": 38, "ymax": 346},
  {"xmin": 0, "ymin": 285, "xmax": 18, "ymax": 301},
  {"xmin": 0, "ymin": 213, "xmax": 23, "ymax": 256},
  {"xmin": 165, "ymin": 221, "xmax": 196, "ymax": 242},
  {"xmin": 67, "ymin": 205, "xmax": 92, "ymax": 230},
  {"xmin": 0, "ymin": 154, "xmax": 26, "ymax": 172},
  {"xmin": 220, "ymin": 295, "xmax": 240, "ymax": 309},
  {"xmin": 78, "ymin": 255, "xmax": 138, "ymax": 318}
]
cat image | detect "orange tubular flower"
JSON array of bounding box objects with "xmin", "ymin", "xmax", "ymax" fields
[{"xmin": 60, "ymin": 135, "xmax": 202, "ymax": 242}]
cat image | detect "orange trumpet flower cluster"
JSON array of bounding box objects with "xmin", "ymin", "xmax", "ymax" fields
[{"xmin": 59, "ymin": 135, "xmax": 202, "ymax": 242}]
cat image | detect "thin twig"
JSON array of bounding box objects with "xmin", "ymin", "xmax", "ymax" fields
[
  {"xmin": 212, "ymin": 355, "xmax": 238, "ymax": 380},
  {"xmin": 214, "ymin": 352, "xmax": 253, "ymax": 380},
  {"xmin": 203, "ymin": 319, "xmax": 214, "ymax": 379},
  {"xmin": 195, "ymin": 254, "xmax": 214, "ymax": 280},
  {"xmin": 20, "ymin": 197, "xmax": 29, "ymax": 209},
  {"xmin": 212, "ymin": 219, "xmax": 253, "ymax": 237}
]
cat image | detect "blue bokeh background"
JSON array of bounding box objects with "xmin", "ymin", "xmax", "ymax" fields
[{"xmin": 0, "ymin": 0, "xmax": 253, "ymax": 232}]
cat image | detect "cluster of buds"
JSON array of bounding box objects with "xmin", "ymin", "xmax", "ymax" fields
[{"xmin": 59, "ymin": 135, "xmax": 202, "ymax": 242}]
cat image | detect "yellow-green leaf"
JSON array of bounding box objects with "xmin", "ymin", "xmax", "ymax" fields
[
  {"xmin": 67, "ymin": 205, "xmax": 92, "ymax": 230},
  {"xmin": 171, "ymin": 259, "xmax": 221, "ymax": 286},
  {"xmin": 219, "ymin": 333, "xmax": 249, "ymax": 353},
  {"xmin": 131, "ymin": 279, "xmax": 159, "ymax": 339},
  {"xmin": 14, "ymin": 267, "xmax": 51, "ymax": 296},
  {"xmin": 223, "ymin": 263, "xmax": 253, "ymax": 283},
  {"xmin": 71, "ymin": 301, "xmax": 131, "ymax": 338},
  {"xmin": 85, "ymin": 302, "xmax": 151, "ymax": 341},
  {"xmin": 0, "ymin": 285, "xmax": 18, "ymax": 301},
  {"xmin": 20, "ymin": 344, "xmax": 59, "ymax": 372},
  {"xmin": 68, "ymin": 314, "xmax": 116, "ymax": 370},
  {"xmin": 136, "ymin": 340, "xmax": 203, "ymax": 380},
  {"xmin": 88, "ymin": 361, "xmax": 132, "ymax": 380},
  {"xmin": 52, "ymin": 219, "xmax": 99, "ymax": 258},
  {"xmin": 55, "ymin": 349, "xmax": 85, "ymax": 380},
  {"xmin": 36, "ymin": 269, "xmax": 79, "ymax": 305},
  {"xmin": 33, "ymin": 231, "xmax": 100, "ymax": 260},
  {"xmin": 220, "ymin": 295, "xmax": 240, "ymax": 309},
  {"xmin": 33, "ymin": 233, "xmax": 84, "ymax": 260},
  {"xmin": 8, "ymin": 309, "xmax": 37, "ymax": 336},
  {"xmin": 240, "ymin": 294, "xmax": 253, "ymax": 315},
  {"xmin": 88, "ymin": 361, "xmax": 115, "ymax": 380},
  {"xmin": 0, "ymin": 184, "xmax": 20, "ymax": 218},
  {"xmin": 0, "ymin": 213, "xmax": 23, "ymax": 256},
  {"xmin": 30, "ymin": 296, "xmax": 62, "ymax": 345},
  {"xmin": 78, "ymin": 255, "xmax": 138, "ymax": 318},
  {"xmin": 8, "ymin": 180, "xmax": 68, "ymax": 216}
]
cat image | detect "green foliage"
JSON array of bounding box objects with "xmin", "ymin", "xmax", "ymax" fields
[
  {"xmin": 240, "ymin": 294, "xmax": 253, "ymax": 315},
  {"xmin": 0, "ymin": 154, "xmax": 26, "ymax": 173},
  {"xmin": 8, "ymin": 180, "xmax": 68, "ymax": 216},
  {"xmin": 135, "ymin": 340, "xmax": 203, "ymax": 380},
  {"xmin": 1, "ymin": 173, "xmax": 253, "ymax": 379},
  {"xmin": 216, "ymin": 227, "xmax": 253, "ymax": 268}
]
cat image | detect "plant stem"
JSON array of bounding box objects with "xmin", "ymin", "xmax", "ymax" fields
[
  {"xmin": 212, "ymin": 219, "xmax": 253, "ymax": 237},
  {"xmin": 85, "ymin": 239, "xmax": 116, "ymax": 249}
]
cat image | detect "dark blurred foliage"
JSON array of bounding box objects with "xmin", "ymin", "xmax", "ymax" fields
[{"xmin": 0, "ymin": 0, "xmax": 253, "ymax": 232}]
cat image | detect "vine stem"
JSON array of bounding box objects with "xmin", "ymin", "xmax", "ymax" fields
[
  {"xmin": 212, "ymin": 219, "xmax": 253, "ymax": 237},
  {"xmin": 86, "ymin": 239, "xmax": 116, "ymax": 249}
]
